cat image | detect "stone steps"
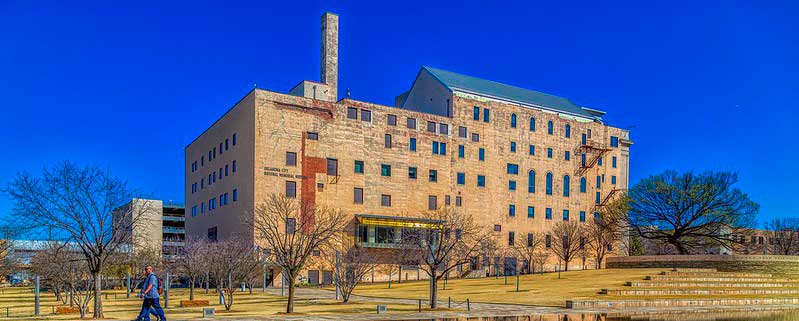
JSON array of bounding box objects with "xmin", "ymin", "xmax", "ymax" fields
[
  {"xmin": 566, "ymin": 297, "xmax": 799, "ymax": 309},
  {"xmin": 603, "ymin": 288, "xmax": 799, "ymax": 296},
  {"xmin": 627, "ymin": 281, "xmax": 799, "ymax": 288},
  {"xmin": 660, "ymin": 271, "xmax": 773, "ymax": 278},
  {"xmin": 645, "ymin": 275, "xmax": 794, "ymax": 282}
]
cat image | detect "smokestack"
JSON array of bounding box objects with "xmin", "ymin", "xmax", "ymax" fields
[{"xmin": 321, "ymin": 12, "xmax": 338, "ymax": 101}]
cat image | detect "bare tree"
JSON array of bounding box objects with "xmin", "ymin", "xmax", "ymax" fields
[
  {"xmin": 206, "ymin": 237, "xmax": 261, "ymax": 311},
  {"xmin": 478, "ymin": 237, "xmax": 500, "ymax": 277},
  {"xmin": 586, "ymin": 197, "xmax": 627, "ymax": 269},
  {"xmin": 512, "ymin": 232, "xmax": 545, "ymax": 274},
  {"xmin": 5, "ymin": 162, "xmax": 149, "ymax": 318},
  {"xmin": 0, "ymin": 227, "xmax": 17, "ymax": 278},
  {"xmin": 401, "ymin": 207, "xmax": 490, "ymax": 308},
  {"xmin": 30, "ymin": 241, "xmax": 69, "ymax": 304},
  {"xmin": 328, "ymin": 235, "xmax": 381, "ymax": 303},
  {"xmin": 252, "ymin": 194, "xmax": 345, "ymax": 313},
  {"xmin": 169, "ymin": 237, "xmax": 208, "ymax": 300},
  {"xmin": 530, "ymin": 249, "xmax": 551, "ymax": 273},
  {"xmin": 627, "ymin": 171, "xmax": 759, "ymax": 255},
  {"xmin": 765, "ymin": 218, "xmax": 799, "ymax": 255},
  {"xmin": 377, "ymin": 264, "xmax": 401, "ymax": 288},
  {"xmin": 550, "ymin": 221, "xmax": 585, "ymax": 271}
]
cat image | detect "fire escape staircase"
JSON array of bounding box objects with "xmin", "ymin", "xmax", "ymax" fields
[
  {"xmin": 574, "ymin": 140, "xmax": 611, "ymax": 177},
  {"xmin": 592, "ymin": 188, "xmax": 625, "ymax": 213}
]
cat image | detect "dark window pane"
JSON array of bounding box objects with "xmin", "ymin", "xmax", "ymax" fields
[
  {"xmin": 286, "ymin": 152, "xmax": 297, "ymax": 166},
  {"xmin": 361, "ymin": 109, "xmax": 372, "ymax": 122},
  {"xmin": 326, "ymin": 158, "xmax": 338, "ymax": 176},
  {"xmin": 387, "ymin": 114, "xmax": 397, "ymax": 126},
  {"xmin": 407, "ymin": 118, "xmax": 417, "ymax": 129},
  {"xmin": 286, "ymin": 181, "xmax": 296, "ymax": 198},
  {"xmin": 347, "ymin": 107, "xmax": 358, "ymax": 119}
]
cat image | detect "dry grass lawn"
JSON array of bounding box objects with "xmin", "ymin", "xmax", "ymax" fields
[
  {"xmin": 0, "ymin": 286, "xmax": 419, "ymax": 320},
  {"xmin": 353, "ymin": 268, "xmax": 666, "ymax": 307}
]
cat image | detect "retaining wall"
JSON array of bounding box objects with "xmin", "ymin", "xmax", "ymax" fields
[{"xmin": 606, "ymin": 255, "xmax": 799, "ymax": 274}]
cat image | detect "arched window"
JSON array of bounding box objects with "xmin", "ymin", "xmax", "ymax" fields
[
  {"xmin": 545, "ymin": 172, "xmax": 553, "ymax": 195},
  {"xmin": 511, "ymin": 114, "xmax": 517, "ymax": 128},
  {"xmin": 547, "ymin": 121, "xmax": 554, "ymax": 135},
  {"xmin": 563, "ymin": 175, "xmax": 570, "ymax": 197},
  {"xmin": 580, "ymin": 177, "xmax": 587, "ymax": 193},
  {"xmin": 565, "ymin": 124, "xmax": 571, "ymax": 138},
  {"xmin": 530, "ymin": 117, "xmax": 536, "ymax": 132},
  {"xmin": 528, "ymin": 170, "xmax": 536, "ymax": 193}
]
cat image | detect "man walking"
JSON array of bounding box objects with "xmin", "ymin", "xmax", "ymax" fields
[{"xmin": 135, "ymin": 265, "xmax": 166, "ymax": 321}]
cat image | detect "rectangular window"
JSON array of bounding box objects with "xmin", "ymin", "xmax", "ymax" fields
[
  {"xmin": 545, "ymin": 208, "xmax": 552, "ymax": 220},
  {"xmin": 509, "ymin": 180, "xmax": 517, "ymax": 191},
  {"xmin": 439, "ymin": 123, "xmax": 449, "ymax": 135},
  {"xmin": 432, "ymin": 141, "xmax": 439, "ymax": 154},
  {"xmin": 547, "ymin": 148, "xmax": 553, "ymax": 158},
  {"xmin": 610, "ymin": 136, "xmax": 619, "ymax": 147},
  {"xmin": 527, "ymin": 233, "xmax": 534, "ymax": 247},
  {"xmin": 233, "ymin": 189, "xmax": 238, "ymax": 202},
  {"xmin": 546, "ymin": 234, "xmax": 552, "ymax": 248},
  {"xmin": 457, "ymin": 172, "xmax": 465, "ymax": 185},
  {"xmin": 458, "ymin": 126, "xmax": 467, "ymax": 138},
  {"xmin": 473, "ymin": 106, "xmax": 480, "ymax": 120},
  {"xmin": 477, "ymin": 175, "xmax": 486, "ymax": 187},
  {"xmin": 565, "ymin": 151, "xmax": 571, "ymax": 161},
  {"xmin": 455, "ymin": 196, "xmax": 462, "ymax": 207},
  {"xmin": 201, "ymin": 156, "xmax": 204, "ymax": 167},
  {"xmin": 232, "ymin": 160, "xmax": 236, "ymax": 173},
  {"xmin": 445, "ymin": 195, "xmax": 451, "ymax": 205},
  {"xmin": 354, "ymin": 160, "xmax": 364, "ymax": 174},
  {"xmin": 471, "ymin": 133, "xmax": 480, "ymax": 142},
  {"xmin": 427, "ymin": 121, "xmax": 437, "ymax": 133},
  {"xmin": 219, "ymin": 143, "xmax": 223, "ymax": 155},
  {"xmin": 354, "ymin": 188, "xmax": 364, "ymax": 204},
  {"xmin": 479, "ymin": 148, "xmax": 485, "ymax": 161},
  {"xmin": 483, "ymin": 108, "xmax": 490, "ymax": 122},
  {"xmin": 191, "ymin": 206, "xmax": 197, "ymax": 217},
  {"xmin": 428, "ymin": 195, "xmax": 437, "ymax": 210},
  {"xmin": 225, "ymin": 164, "xmax": 229, "ymax": 176},
  {"xmin": 529, "ymin": 145, "xmax": 535, "ymax": 155},
  {"xmin": 285, "ymin": 181, "xmax": 296, "ymax": 198},
  {"xmin": 510, "ymin": 142, "xmax": 516, "ymax": 152},
  {"xmin": 384, "ymin": 134, "xmax": 392, "ymax": 148},
  {"xmin": 509, "ymin": 205, "xmax": 516, "ymax": 217},
  {"xmin": 286, "ymin": 152, "xmax": 297, "ymax": 166},
  {"xmin": 381, "ymin": 194, "xmax": 391, "ymax": 207},
  {"xmin": 598, "ymin": 157, "xmax": 603, "ymax": 166},
  {"xmin": 232, "ymin": 133, "xmax": 237, "ymax": 146},
  {"xmin": 408, "ymin": 167, "xmax": 417, "ymax": 179},
  {"xmin": 407, "ymin": 117, "xmax": 417, "ymax": 129},
  {"xmin": 527, "ymin": 206, "xmax": 535, "ymax": 218},
  {"xmin": 429, "ymin": 169, "xmax": 438, "ymax": 182},
  {"xmin": 326, "ymin": 158, "xmax": 338, "ymax": 176},
  {"xmin": 387, "ymin": 114, "xmax": 397, "ymax": 126},
  {"xmin": 409, "ymin": 137, "xmax": 417, "ymax": 152},
  {"xmin": 508, "ymin": 231, "xmax": 515, "ymax": 246},
  {"xmin": 201, "ymin": 203, "xmax": 205, "ymax": 214},
  {"xmin": 612, "ymin": 175, "xmax": 617, "ymax": 185},
  {"xmin": 596, "ymin": 191, "xmax": 601, "ymax": 204},
  {"xmin": 307, "ymin": 132, "xmax": 319, "ymax": 140},
  {"xmin": 347, "ymin": 107, "xmax": 358, "ymax": 119},
  {"xmin": 440, "ymin": 142, "xmax": 446, "ymax": 155},
  {"xmin": 381, "ymin": 164, "xmax": 391, "ymax": 177},
  {"xmin": 563, "ymin": 209, "xmax": 570, "ymax": 221},
  {"xmin": 458, "ymin": 145, "xmax": 465, "ymax": 158},
  {"xmin": 361, "ymin": 109, "xmax": 372, "ymax": 122},
  {"xmin": 579, "ymin": 211, "xmax": 586, "ymax": 222},
  {"xmin": 507, "ymin": 163, "xmax": 519, "ymax": 175},
  {"xmin": 612, "ymin": 156, "xmax": 617, "ymax": 168}
]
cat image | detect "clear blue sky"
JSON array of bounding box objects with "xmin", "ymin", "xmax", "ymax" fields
[{"xmin": 1, "ymin": 0, "xmax": 797, "ymax": 225}]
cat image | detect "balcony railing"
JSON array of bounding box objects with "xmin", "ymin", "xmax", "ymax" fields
[{"xmin": 163, "ymin": 227, "xmax": 185, "ymax": 234}]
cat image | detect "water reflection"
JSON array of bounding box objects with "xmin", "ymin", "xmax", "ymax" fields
[{"xmin": 401, "ymin": 310, "xmax": 799, "ymax": 321}]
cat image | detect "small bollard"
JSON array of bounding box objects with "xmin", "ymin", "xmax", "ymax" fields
[
  {"xmin": 448, "ymin": 296, "xmax": 451, "ymax": 309},
  {"xmin": 418, "ymin": 299, "xmax": 421, "ymax": 312},
  {"xmin": 203, "ymin": 307, "xmax": 215, "ymax": 318},
  {"xmin": 376, "ymin": 305, "xmax": 387, "ymax": 314},
  {"xmin": 467, "ymin": 298, "xmax": 470, "ymax": 311}
]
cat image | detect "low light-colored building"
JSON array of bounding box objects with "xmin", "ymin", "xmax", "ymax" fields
[{"xmin": 185, "ymin": 12, "xmax": 632, "ymax": 282}]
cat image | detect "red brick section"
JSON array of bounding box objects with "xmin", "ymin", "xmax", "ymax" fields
[{"xmin": 300, "ymin": 132, "xmax": 326, "ymax": 227}]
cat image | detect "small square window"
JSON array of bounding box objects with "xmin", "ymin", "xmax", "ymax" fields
[
  {"xmin": 439, "ymin": 123, "xmax": 449, "ymax": 135},
  {"xmin": 381, "ymin": 164, "xmax": 391, "ymax": 177},
  {"xmin": 307, "ymin": 132, "xmax": 319, "ymax": 140},
  {"xmin": 455, "ymin": 196, "xmax": 462, "ymax": 207},
  {"xmin": 408, "ymin": 167, "xmax": 417, "ymax": 179},
  {"xmin": 387, "ymin": 114, "xmax": 397, "ymax": 126},
  {"xmin": 360, "ymin": 109, "xmax": 372, "ymax": 122},
  {"xmin": 407, "ymin": 118, "xmax": 417, "ymax": 129},
  {"xmin": 354, "ymin": 160, "xmax": 364, "ymax": 174},
  {"xmin": 458, "ymin": 126, "xmax": 467, "ymax": 138},
  {"xmin": 347, "ymin": 107, "xmax": 358, "ymax": 119},
  {"xmin": 494, "ymin": 224, "xmax": 501, "ymax": 232},
  {"xmin": 429, "ymin": 169, "xmax": 438, "ymax": 182},
  {"xmin": 286, "ymin": 152, "xmax": 297, "ymax": 166},
  {"xmin": 381, "ymin": 194, "xmax": 392, "ymax": 207},
  {"xmin": 471, "ymin": 133, "xmax": 480, "ymax": 142},
  {"xmin": 427, "ymin": 121, "xmax": 437, "ymax": 133},
  {"xmin": 354, "ymin": 188, "xmax": 364, "ymax": 204}
]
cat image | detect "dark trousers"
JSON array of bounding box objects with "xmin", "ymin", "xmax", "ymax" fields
[{"xmin": 137, "ymin": 297, "xmax": 166, "ymax": 321}]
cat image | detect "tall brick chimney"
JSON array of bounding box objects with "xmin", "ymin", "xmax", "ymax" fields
[{"xmin": 321, "ymin": 12, "xmax": 338, "ymax": 101}]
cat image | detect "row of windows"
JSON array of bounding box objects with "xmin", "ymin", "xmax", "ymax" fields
[
  {"xmin": 495, "ymin": 229, "xmax": 605, "ymax": 250},
  {"xmin": 347, "ymin": 107, "xmax": 452, "ymax": 136},
  {"xmin": 191, "ymin": 133, "xmax": 237, "ymax": 173},
  {"xmin": 191, "ymin": 188, "xmax": 239, "ymax": 217},
  {"xmin": 191, "ymin": 160, "xmax": 237, "ymax": 193}
]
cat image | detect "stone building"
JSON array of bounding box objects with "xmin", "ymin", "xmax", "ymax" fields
[{"xmin": 185, "ymin": 12, "xmax": 632, "ymax": 281}]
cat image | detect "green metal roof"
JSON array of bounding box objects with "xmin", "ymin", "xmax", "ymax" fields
[{"xmin": 422, "ymin": 66, "xmax": 602, "ymax": 119}]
